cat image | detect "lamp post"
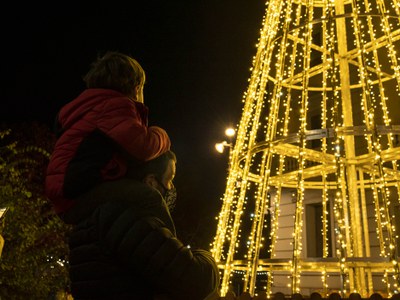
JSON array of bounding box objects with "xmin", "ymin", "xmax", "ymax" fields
[
  {"xmin": 215, "ymin": 127, "xmax": 236, "ymax": 154},
  {"xmin": 215, "ymin": 127, "xmax": 236, "ymax": 176},
  {"xmin": 215, "ymin": 141, "xmax": 231, "ymax": 154}
]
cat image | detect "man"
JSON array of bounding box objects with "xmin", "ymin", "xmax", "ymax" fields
[{"xmin": 67, "ymin": 150, "xmax": 220, "ymax": 300}]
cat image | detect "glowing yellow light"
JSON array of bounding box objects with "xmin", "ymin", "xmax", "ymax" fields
[{"xmin": 212, "ymin": 0, "xmax": 400, "ymax": 296}]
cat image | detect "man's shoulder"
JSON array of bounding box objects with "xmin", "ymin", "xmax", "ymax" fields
[
  {"xmin": 65, "ymin": 179, "xmax": 162, "ymax": 224},
  {"xmin": 113, "ymin": 178, "xmax": 163, "ymax": 204},
  {"xmin": 90, "ymin": 179, "xmax": 167, "ymax": 215}
]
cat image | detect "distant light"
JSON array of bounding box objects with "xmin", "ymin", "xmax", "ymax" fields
[{"xmin": 225, "ymin": 127, "xmax": 236, "ymax": 137}]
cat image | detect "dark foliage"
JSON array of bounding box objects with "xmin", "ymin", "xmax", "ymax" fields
[{"xmin": 0, "ymin": 122, "xmax": 71, "ymax": 299}]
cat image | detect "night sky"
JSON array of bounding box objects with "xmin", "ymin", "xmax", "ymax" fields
[{"xmin": 1, "ymin": 2, "xmax": 266, "ymax": 248}]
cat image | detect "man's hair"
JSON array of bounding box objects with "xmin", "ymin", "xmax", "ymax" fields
[
  {"xmin": 83, "ymin": 51, "xmax": 145, "ymax": 98},
  {"xmin": 128, "ymin": 150, "xmax": 176, "ymax": 180}
]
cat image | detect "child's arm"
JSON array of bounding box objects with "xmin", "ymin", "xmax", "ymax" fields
[{"xmin": 98, "ymin": 97, "xmax": 171, "ymax": 161}]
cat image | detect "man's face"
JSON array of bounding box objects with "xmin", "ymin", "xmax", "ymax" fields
[
  {"xmin": 159, "ymin": 159, "xmax": 176, "ymax": 192},
  {"xmin": 135, "ymin": 84, "xmax": 144, "ymax": 103},
  {"xmin": 158, "ymin": 159, "xmax": 177, "ymax": 210},
  {"xmin": 144, "ymin": 159, "xmax": 176, "ymax": 197}
]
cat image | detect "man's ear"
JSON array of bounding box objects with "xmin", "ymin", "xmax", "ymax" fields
[{"xmin": 143, "ymin": 174, "xmax": 157, "ymax": 188}]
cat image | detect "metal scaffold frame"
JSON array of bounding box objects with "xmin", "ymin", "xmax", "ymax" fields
[{"xmin": 212, "ymin": 0, "xmax": 400, "ymax": 297}]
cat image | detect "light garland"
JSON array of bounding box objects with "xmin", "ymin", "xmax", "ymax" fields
[{"xmin": 212, "ymin": 0, "xmax": 400, "ymax": 297}]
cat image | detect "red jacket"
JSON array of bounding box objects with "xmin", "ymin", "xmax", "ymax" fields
[{"xmin": 45, "ymin": 88, "xmax": 171, "ymax": 214}]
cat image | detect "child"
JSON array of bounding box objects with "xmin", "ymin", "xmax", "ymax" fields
[{"xmin": 45, "ymin": 51, "xmax": 171, "ymax": 220}]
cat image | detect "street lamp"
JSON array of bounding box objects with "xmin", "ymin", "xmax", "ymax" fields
[
  {"xmin": 215, "ymin": 127, "xmax": 236, "ymax": 154},
  {"xmin": 225, "ymin": 127, "xmax": 235, "ymax": 137},
  {"xmin": 215, "ymin": 141, "xmax": 231, "ymax": 153}
]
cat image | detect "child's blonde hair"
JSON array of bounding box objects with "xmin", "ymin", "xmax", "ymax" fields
[{"xmin": 83, "ymin": 51, "xmax": 145, "ymax": 99}]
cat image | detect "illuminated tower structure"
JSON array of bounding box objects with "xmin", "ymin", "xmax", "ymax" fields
[{"xmin": 212, "ymin": 0, "xmax": 400, "ymax": 297}]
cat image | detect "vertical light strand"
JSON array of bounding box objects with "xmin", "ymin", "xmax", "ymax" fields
[
  {"xmin": 348, "ymin": 1, "xmax": 368, "ymax": 294},
  {"xmin": 266, "ymin": 186, "xmax": 280, "ymax": 296},
  {"xmin": 321, "ymin": 1, "xmax": 330, "ymax": 295},
  {"xmin": 291, "ymin": 0, "xmax": 314, "ymax": 293},
  {"xmin": 359, "ymin": 170, "xmax": 374, "ymax": 294},
  {"xmin": 350, "ymin": 0, "xmax": 388, "ymax": 292},
  {"xmin": 326, "ymin": 0, "xmax": 349, "ymax": 294},
  {"xmin": 246, "ymin": 152, "xmax": 272, "ymax": 294}
]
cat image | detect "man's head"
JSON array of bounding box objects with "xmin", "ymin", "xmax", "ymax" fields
[
  {"xmin": 128, "ymin": 150, "xmax": 177, "ymax": 209},
  {"xmin": 142, "ymin": 151, "xmax": 176, "ymax": 194},
  {"xmin": 83, "ymin": 51, "xmax": 145, "ymax": 102}
]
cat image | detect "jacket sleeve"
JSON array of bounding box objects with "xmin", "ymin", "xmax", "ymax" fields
[
  {"xmin": 99, "ymin": 205, "xmax": 220, "ymax": 300},
  {"xmin": 97, "ymin": 97, "xmax": 171, "ymax": 161}
]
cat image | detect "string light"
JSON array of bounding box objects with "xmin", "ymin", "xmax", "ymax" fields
[{"xmin": 211, "ymin": 0, "xmax": 400, "ymax": 297}]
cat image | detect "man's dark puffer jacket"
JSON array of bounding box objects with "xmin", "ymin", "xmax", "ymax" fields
[{"xmin": 68, "ymin": 200, "xmax": 220, "ymax": 300}]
